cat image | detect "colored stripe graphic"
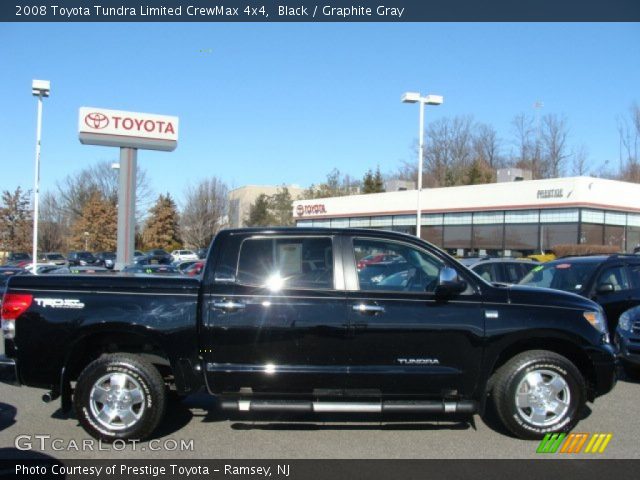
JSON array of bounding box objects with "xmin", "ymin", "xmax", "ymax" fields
[
  {"xmin": 537, "ymin": 433, "xmax": 613, "ymax": 454},
  {"xmin": 536, "ymin": 433, "xmax": 566, "ymax": 453},
  {"xmin": 559, "ymin": 433, "xmax": 589, "ymax": 454}
]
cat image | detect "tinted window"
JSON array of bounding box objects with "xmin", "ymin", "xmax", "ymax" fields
[
  {"xmin": 520, "ymin": 261, "xmax": 599, "ymax": 293},
  {"xmin": 473, "ymin": 263, "xmax": 499, "ymax": 282},
  {"xmin": 237, "ymin": 237, "xmax": 334, "ymax": 290},
  {"xmin": 629, "ymin": 264, "xmax": 640, "ymax": 287},
  {"xmin": 353, "ymin": 239, "xmax": 444, "ymax": 292},
  {"xmin": 596, "ymin": 266, "xmax": 630, "ymax": 291}
]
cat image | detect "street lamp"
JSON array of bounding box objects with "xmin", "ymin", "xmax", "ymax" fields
[
  {"xmin": 31, "ymin": 79, "xmax": 50, "ymax": 275},
  {"xmin": 401, "ymin": 91, "xmax": 443, "ymax": 238}
]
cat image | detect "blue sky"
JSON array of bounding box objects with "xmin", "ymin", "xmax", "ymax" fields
[{"xmin": 1, "ymin": 23, "xmax": 638, "ymax": 206}]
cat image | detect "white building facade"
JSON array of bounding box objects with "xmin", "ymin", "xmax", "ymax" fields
[{"xmin": 293, "ymin": 176, "xmax": 640, "ymax": 257}]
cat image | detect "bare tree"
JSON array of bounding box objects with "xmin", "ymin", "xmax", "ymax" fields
[
  {"xmin": 180, "ymin": 177, "xmax": 229, "ymax": 249},
  {"xmin": 56, "ymin": 161, "xmax": 153, "ymax": 221},
  {"xmin": 473, "ymin": 123, "xmax": 503, "ymax": 169},
  {"xmin": 39, "ymin": 191, "xmax": 66, "ymax": 252},
  {"xmin": 571, "ymin": 144, "xmax": 590, "ymax": 176},
  {"xmin": 540, "ymin": 114, "xmax": 570, "ymax": 178},
  {"xmin": 511, "ymin": 113, "xmax": 540, "ymax": 178},
  {"xmin": 423, "ymin": 116, "xmax": 475, "ymax": 186},
  {"xmin": 618, "ymin": 103, "xmax": 640, "ymax": 182}
]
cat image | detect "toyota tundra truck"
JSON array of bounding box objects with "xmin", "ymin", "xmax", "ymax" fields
[{"xmin": 0, "ymin": 228, "xmax": 617, "ymax": 441}]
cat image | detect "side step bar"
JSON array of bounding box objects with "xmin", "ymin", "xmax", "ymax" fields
[{"xmin": 220, "ymin": 399, "xmax": 477, "ymax": 414}]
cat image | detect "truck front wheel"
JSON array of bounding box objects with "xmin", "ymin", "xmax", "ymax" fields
[
  {"xmin": 74, "ymin": 353, "xmax": 166, "ymax": 442},
  {"xmin": 492, "ymin": 350, "xmax": 586, "ymax": 439}
]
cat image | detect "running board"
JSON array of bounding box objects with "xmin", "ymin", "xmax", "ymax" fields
[{"xmin": 219, "ymin": 399, "xmax": 477, "ymax": 414}]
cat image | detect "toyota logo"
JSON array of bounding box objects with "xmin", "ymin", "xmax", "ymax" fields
[
  {"xmin": 84, "ymin": 112, "xmax": 109, "ymax": 129},
  {"xmin": 296, "ymin": 205, "xmax": 304, "ymax": 216}
]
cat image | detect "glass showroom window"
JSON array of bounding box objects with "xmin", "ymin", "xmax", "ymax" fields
[
  {"xmin": 580, "ymin": 223, "xmax": 604, "ymax": 244},
  {"xmin": 604, "ymin": 225, "xmax": 625, "ymax": 250},
  {"xmin": 421, "ymin": 226, "xmax": 443, "ymax": 246},
  {"xmin": 472, "ymin": 224, "xmax": 504, "ymax": 256},
  {"xmin": 541, "ymin": 223, "xmax": 578, "ymax": 250},
  {"xmin": 504, "ymin": 224, "xmax": 539, "ymax": 257}
]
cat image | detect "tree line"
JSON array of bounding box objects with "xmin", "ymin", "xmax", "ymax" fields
[{"xmin": 1, "ymin": 103, "xmax": 638, "ymax": 253}]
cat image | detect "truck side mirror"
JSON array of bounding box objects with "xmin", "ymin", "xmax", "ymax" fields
[
  {"xmin": 596, "ymin": 282, "xmax": 615, "ymax": 294},
  {"xmin": 435, "ymin": 267, "xmax": 467, "ymax": 298}
]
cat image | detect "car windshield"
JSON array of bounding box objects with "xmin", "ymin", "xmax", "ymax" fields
[
  {"xmin": 10, "ymin": 253, "xmax": 30, "ymax": 261},
  {"xmin": 46, "ymin": 254, "xmax": 65, "ymax": 260},
  {"xmin": 78, "ymin": 252, "xmax": 94, "ymax": 259},
  {"xmin": 519, "ymin": 260, "xmax": 600, "ymax": 293}
]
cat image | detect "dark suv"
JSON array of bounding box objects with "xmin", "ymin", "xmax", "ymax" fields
[
  {"xmin": 520, "ymin": 254, "xmax": 640, "ymax": 332},
  {"xmin": 67, "ymin": 251, "xmax": 98, "ymax": 267}
]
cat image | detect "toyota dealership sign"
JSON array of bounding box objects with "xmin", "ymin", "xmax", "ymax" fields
[{"xmin": 78, "ymin": 107, "xmax": 179, "ymax": 151}]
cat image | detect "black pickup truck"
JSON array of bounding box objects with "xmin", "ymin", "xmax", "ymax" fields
[{"xmin": 0, "ymin": 228, "xmax": 616, "ymax": 441}]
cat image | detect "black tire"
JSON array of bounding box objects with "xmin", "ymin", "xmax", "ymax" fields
[
  {"xmin": 492, "ymin": 350, "xmax": 586, "ymax": 440},
  {"xmin": 74, "ymin": 353, "xmax": 166, "ymax": 442}
]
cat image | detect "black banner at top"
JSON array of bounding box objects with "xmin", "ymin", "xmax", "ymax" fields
[{"xmin": 2, "ymin": 0, "xmax": 640, "ymax": 22}]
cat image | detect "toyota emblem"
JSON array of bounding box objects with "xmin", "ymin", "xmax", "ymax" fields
[
  {"xmin": 84, "ymin": 112, "xmax": 109, "ymax": 129},
  {"xmin": 296, "ymin": 205, "xmax": 304, "ymax": 216}
]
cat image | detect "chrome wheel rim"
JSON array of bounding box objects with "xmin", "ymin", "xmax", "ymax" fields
[
  {"xmin": 89, "ymin": 372, "xmax": 145, "ymax": 431},
  {"xmin": 515, "ymin": 369, "xmax": 570, "ymax": 427}
]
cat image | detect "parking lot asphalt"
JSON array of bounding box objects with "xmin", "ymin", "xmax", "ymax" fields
[{"xmin": 1, "ymin": 340, "xmax": 638, "ymax": 460}]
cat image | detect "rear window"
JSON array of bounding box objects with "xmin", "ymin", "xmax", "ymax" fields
[
  {"xmin": 46, "ymin": 254, "xmax": 65, "ymax": 260},
  {"xmin": 237, "ymin": 237, "xmax": 334, "ymax": 290}
]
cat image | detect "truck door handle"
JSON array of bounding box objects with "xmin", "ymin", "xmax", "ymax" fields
[
  {"xmin": 212, "ymin": 300, "xmax": 246, "ymax": 312},
  {"xmin": 352, "ymin": 304, "xmax": 385, "ymax": 314}
]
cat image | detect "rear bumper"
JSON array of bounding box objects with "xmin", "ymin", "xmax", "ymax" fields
[
  {"xmin": 0, "ymin": 355, "xmax": 19, "ymax": 386},
  {"xmin": 587, "ymin": 344, "xmax": 618, "ymax": 398}
]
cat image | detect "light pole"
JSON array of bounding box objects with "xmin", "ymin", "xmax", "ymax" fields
[
  {"xmin": 401, "ymin": 92, "xmax": 443, "ymax": 238},
  {"xmin": 31, "ymin": 80, "xmax": 50, "ymax": 274}
]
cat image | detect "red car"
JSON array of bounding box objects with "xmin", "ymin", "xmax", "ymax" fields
[
  {"xmin": 356, "ymin": 253, "xmax": 400, "ymax": 270},
  {"xmin": 184, "ymin": 261, "xmax": 204, "ymax": 277}
]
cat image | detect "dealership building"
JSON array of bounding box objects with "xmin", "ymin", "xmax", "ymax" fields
[{"xmin": 292, "ymin": 176, "xmax": 640, "ymax": 257}]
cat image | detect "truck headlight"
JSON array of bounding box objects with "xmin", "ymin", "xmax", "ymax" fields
[{"xmin": 583, "ymin": 310, "xmax": 609, "ymax": 342}]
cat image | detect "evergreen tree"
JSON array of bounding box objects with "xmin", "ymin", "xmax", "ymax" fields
[
  {"xmin": 143, "ymin": 193, "xmax": 181, "ymax": 250},
  {"xmin": 362, "ymin": 167, "xmax": 385, "ymax": 194},
  {"xmin": 245, "ymin": 194, "xmax": 275, "ymax": 227},
  {"xmin": 269, "ymin": 186, "xmax": 294, "ymax": 226},
  {"xmin": 70, "ymin": 192, "xmax": 117, "ymax": 251},
  {"xmin": 0, "ymin": 187, "xmax": 33, "ymax": 254}
]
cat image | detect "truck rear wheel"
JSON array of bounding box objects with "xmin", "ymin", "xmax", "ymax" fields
[
  {"xmin": 74, "ymin": 353, "xmax": 166, "ymax": 442},
  {"xmin": 492, "ymin": 350, "xmax": 586, "ymax": 439}
]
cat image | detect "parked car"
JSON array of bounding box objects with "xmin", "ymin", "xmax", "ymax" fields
[
  {"xmin": 67, "ymin": 251, "xmax": 99, "ymax": 267},
  {"xmin": 136, "ymin": 249, "xmax": 172, "ymax": 265},
  {"xmin": 519, "ymin": 254, "xmax": 640, "ymax": 332},
  {"xmin": 183, "ymin": 260, "xmax": 204, "ymax": 277},
  {"xmin": 122, "ymin": 264, "xmax": 180, "ymax": 275},
  {"xmin": 171, "ymin": 249, "xmax": 198, "ymax": 262},
  {"xmin": 0, "ymin": 228, "xmax": 617, "ymax": 442},
  {"xmin": 460, "ymin": 257, "xmax": 541, "ymax": 284},
  {"xmin": 38, "ymin": 252, "xmax": 67, "ymax": 266},
  {"xmin": 94, "ymin": 252, "xmax": 116, "ymax": 269},
  {"xmin": 4, "ymin": 252, "xmax": 31, "ymax": 267},
  {"xmin": 615, "ymin": 305, "xmax": 640, "ymax": 376},
  {"xmin": 174, "ymin": 260, "xmax": 198, "ymax": 273},
  {"xmin": 0, "ymin": 267, "xmax": 25, "ymax": 301},
  {"xmin": 356, "ymin": 253, "xmax": 402, "ymax": 270}
]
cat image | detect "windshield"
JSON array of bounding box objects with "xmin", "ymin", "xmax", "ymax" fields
[
  {"xmin": 519, "ymin": 261, "xmax": 599, "ymax": 293},
  {"xmin": 46, "ymin": 254, "xmax": 65, "ymax": 260}
]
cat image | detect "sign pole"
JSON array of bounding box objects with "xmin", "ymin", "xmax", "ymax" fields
[{"xmin": 115, "ymin": 147, "xmax": 137, "ymax": 271}]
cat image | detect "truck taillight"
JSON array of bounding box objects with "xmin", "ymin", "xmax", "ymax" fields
[{"xmin": 1, "ymin": 293, "xmax": 33, "ymax": 340}]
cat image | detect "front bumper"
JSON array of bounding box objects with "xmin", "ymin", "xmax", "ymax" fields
[
  {"xmin": 0, "ymin": 355, "xmax": 19, "ymax": 386},
  {"xmin": 586, "ymin": 343, "xmax": 618, "ymax": 398},
  {"xmin": 615, "ymin": 331, "xmax": 640, "ymax": 366}
]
